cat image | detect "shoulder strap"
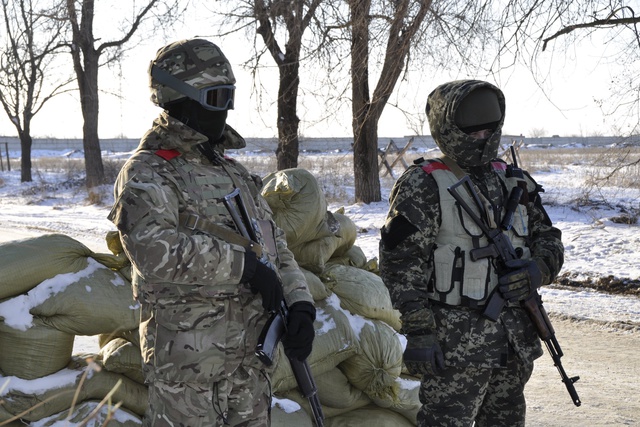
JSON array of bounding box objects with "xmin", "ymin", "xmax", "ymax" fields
[
  {"xmin": 219, "ymin": 160, "xmax": 259, "ymax": 218},
  {"xmin": 178, "ymin": 210, "xmax": 263, "ymax": 257},
  {"xmin": 440, "ymin": 156, "xmax": 467, "ymax": 180}
]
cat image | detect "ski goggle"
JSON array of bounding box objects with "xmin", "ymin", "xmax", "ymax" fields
[
  {"xmin": 200, "ymin": 85, "xmax": 235, "ymax": 111},
  {"xmin": 151, "ymin": 64, "xmax": 235, "ymax": 111}
]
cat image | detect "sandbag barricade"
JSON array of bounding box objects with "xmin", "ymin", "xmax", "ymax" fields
[
  {"xmin": 0, "ymin": 168, "xmax": 422, "ymax": 426},
  {"xmin": 0, "ymin": 233, "xmax": 144, "ymax": 425},
  {"xmin": 0, "ymin": 245, "xmax": 139, "ymax": 379},
  {"xmin": 262, "ymin": 169, "xmax": 421, "ymax": 426},
  {"xmin": 0, "ymin": 356, "xmax": 146, "ymax": 425}
]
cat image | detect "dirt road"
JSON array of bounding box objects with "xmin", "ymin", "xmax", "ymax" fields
[{"xmin": 526, "ymin": 315, "xmax": 639, "ymax": 426}]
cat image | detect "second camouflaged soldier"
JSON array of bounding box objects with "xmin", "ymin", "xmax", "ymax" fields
[
  {"xmin": 379, "ymin": 79, "xmax": 564, "ymax": 426},
  {"xmin": 109, "ymin": 39, "xmax": 316, "ymax": 427}
]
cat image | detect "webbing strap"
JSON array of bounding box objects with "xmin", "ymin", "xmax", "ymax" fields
[
  {"xmin": 440, "ymin": 156, "xmax": 498, "ymax": 230},
  {"xmin": 178, "ymin": 211, "xmax": 262, "ymax": 257},
  {"xmin": 219, "ymin": 160, "xmax": 259, "ymax": 218}
]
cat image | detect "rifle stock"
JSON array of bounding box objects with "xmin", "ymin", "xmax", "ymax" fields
[{"xmin": 447, "ymin": 161, "xmax": 581, "ymax": 407}]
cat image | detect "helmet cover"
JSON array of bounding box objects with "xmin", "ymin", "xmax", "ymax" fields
[{"xmin": 149, "ymin": 38, "xmax": 236, "ymax": 107}]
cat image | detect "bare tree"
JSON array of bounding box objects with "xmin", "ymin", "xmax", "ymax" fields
[
  {"xmin": 215, "ymin": 0, "xmax": 497, "ymax": 203},
  {"xmin": 346, "ymin": 0, "xmax": 497, "ymax": 203},
  {"xmin": 213, "ymin": 0, "xmax": 326, "ymax": 170},
  {"xmin": 0, "ymin": 0, "xmax": 70, "ymax": 182},
  {"xmin": 499, "ymin": 1, "xmax": 640, "ymax": 135},
  {"xmin": 54, "ymin": 0, "xmax": 184, "ymax": 190},
  {"xmin": 498, "ymin": 1, "xmax": 640, "ymax": 193},
  {"xmin": 529, "ymin": 127, "xmax": 547, "ymax": 138},
  {"xmin": 348, "ymin": 0, "xmax": 431, "ymax": 203}
]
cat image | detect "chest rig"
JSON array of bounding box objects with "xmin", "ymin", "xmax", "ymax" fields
[
  {"xmin": 420, "ymin": 158, "xmax": 532, "ymax": 308},
  {"xmin": 152, "ymin": 149, "xmax": 278, "ymax": 267}
]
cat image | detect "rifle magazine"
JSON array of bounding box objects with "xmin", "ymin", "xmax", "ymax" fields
[{"xmin": 255, "ymin": 312, "xmax": 286, "ymax": 366}]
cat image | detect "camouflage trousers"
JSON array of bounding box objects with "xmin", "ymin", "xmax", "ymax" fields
[
  {"xmin": 417, "ymin": 352, "xmax": 534, "ymax": 427},
  {"xmin": 137, "ymin": 284, "xmax": 272, "ymax": 426},
  {"xmin": 143, "ymin": 367, "xmax": 270, "ymax": 427}
]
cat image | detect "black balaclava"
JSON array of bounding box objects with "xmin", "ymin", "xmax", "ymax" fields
[{"xmin": 165, "ymin": 98, "xmax": 227, "ymax": 160}]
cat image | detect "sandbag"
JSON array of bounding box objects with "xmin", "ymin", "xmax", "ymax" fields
[
  {"xmin": 30, "ymin": 401, "xmax": 142, "ymax": 427},
  {"xmin": 324, "ymin": 405, "xmax": 416, "ymax": 427},
  {"xmin": 261, "ymin": 168, "xmax": 334, "ymax": 248},
  {"xmin": 371, "ymin": 375, "xmax": 422, "ymax": 424},
  {"xmin": 315, "ymin": 367, "xmax": 365, "ymax": 409},
  {"xmin": 272, "ymin": 296, "xmax": 359, "ymax": 392},
  {"xmin": 320, "ymin": 264, "xmax": 402, "ymax": 331},
  {"xmin": 1, "ymin": 356, "xmax": 148, "ymax": 421},
  {"xmin": 99, "ymin": 329, "xmax": 140, "ymax": 349},
  {"xmin": 0, "ymin": 404, "xmax": 23, "ymax": 425},
  {"xmin": 327, "ymin": 244, "xmax": 369, "ymax": 269},
  {"xmin": 28, "ymin": 258, "xmax": 139, "ymax": 336},
  {"xmin": 293, "ymin": 212, "xmax": 358, "ymax": 274},
  {"xmin": 339, "ymin": 319, "xmax": 403, "ymax": 401},
  {"xmin": 99, "ymin": 337, "xmax": 144, "ymax": 384},
  {"xmin": 280, "ymin": 386, "xmax": 372, "ymax": 420},
  {"xmin": 292, "ymin": 234, "xmax": 342, "ymax": 274},
  {"xmin": 271, "ymin": 397, "xmax": 314, "ymax": 427},
  {"xmin": 300, "ymin": 267, "xmax": 332, "ymax": 301},
  {"xmin": 0, "ymin": 316, "xmax": 74, "ymax": 379},
  {"xmin": 331, "ymin": 212, "xmax": 357, "ymax": 258},
  {"xmin": 0, "ymin": 234, "xmax": 92, "ymax": 300}
]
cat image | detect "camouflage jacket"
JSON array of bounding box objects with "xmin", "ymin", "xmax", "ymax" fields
[{"xmin": 109, "ymin": 111, "xmax": 312, "ymax": 307}]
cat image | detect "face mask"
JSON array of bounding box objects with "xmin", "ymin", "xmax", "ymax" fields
[{"xmin": 167, "ymin": 99, "xmax": 228, "ymax": 142}]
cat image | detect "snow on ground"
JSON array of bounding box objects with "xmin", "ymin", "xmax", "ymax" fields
[{"xmin": 1, "ymin": 148, "xmax": 639, "ymax": 340}]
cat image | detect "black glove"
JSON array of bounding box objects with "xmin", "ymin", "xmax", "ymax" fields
[
  {"xmin": 403, "ymin": 334, "xmax": 445, "ymax": 377},
  {"xmin": 242, "ymin": 251, "xmax": 283, "ymax": 313},
  {"xmin": 498, "ymin": 259, "xmax": 543, "ymax": 303},
  {"xmin": 283, "ymin": 302, "xmax": 316, "ymax": 361}
]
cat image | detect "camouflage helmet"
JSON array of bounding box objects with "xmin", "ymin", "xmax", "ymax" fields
[{"xmin": 149, "ymin": 38, "xmax": 236, "ymax": 108}]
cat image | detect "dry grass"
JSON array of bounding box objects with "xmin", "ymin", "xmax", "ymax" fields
[{"xmin": 18, "ymin": 144, "xmax": 640, "ymax": 206}]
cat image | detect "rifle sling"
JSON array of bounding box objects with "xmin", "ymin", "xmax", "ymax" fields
[
  {"xmin": 440, "ymin": 155, "xmax": 467, "ymax": 180},
  {"xmin": 179, "ymin": 211, "xmax": 263, "ymax": 258}
]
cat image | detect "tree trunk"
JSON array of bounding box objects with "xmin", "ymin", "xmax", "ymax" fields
[
  {"xmin": 353, "ymin": 116, "xmax": 381, "ymax": 203},
  {"xmin": 79, "ymin": 50, "xmax": 104, "ymax": 189},
  {"xmin": 19, "ymin": 131, "xmax": 32, "ymax": 183},
  {"xmin": 350, "ymin": 0, "xmax": 381, "ymax": 203},
  {"xmin": 276, "ymin": 55, "xmax": 301, "ymax": 170}
]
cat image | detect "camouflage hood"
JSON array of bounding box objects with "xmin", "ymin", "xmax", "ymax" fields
[
  {"xmin": 137, "ymin": 110, "xmax": 208, "ymax": 153},
  {"xmin": 426, "ymin": 80, "xmax": 505, "ymax": 167}
]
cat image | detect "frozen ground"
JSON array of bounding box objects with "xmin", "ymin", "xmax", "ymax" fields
[{"xmin": 1, "ymin": 147, "xmax": 639, "ymax": 426}]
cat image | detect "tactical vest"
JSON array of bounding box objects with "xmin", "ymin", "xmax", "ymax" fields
[
  {"xmin": 421, "ymin": 159, "xmax": 532, "ymax": 308},
  {"xmin": 152, "ymin": 149, "xmax": 279, "ymax": 269}
]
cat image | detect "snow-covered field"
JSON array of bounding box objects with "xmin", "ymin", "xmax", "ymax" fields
[
  {"xmin": 1, "ymin": 145, "xmax": 639, "ymax": 426},
  {"xmin": 1, "ymin": 147, "xmax": 638, "ymax": 330}
]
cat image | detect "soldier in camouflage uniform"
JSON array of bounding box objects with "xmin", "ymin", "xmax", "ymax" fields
[
  {"xmin": 379, "ymin": 80, "xmax": 564, "ymax": 426},
  {"xmin": 108, "ymin": 39, "xmax": 316, "ymax": 427}
]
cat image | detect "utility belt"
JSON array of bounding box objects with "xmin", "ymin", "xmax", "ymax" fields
[
  {"xmin": 427, "ymin": 294, "xmax": 490, "ymax": 311},
  {"xmin": 426, "ymin": 282, "xmax": 521, "ymax": 310},
  {"xmin": 137, "ymin": 281, "xmax": 245, "ymax": 304}
]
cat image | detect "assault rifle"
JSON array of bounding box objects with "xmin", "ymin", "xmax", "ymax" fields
[
  {"xmin": 221, "ymin": 188, "xmax": 325, "ymax": 426},
  {"xmin": 446, "ymin": 161, "xmax": 581, "ymax": 407}
]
